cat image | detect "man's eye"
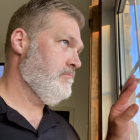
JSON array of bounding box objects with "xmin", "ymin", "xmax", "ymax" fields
[{"xmin": 61, "ymin": 40, "xmax": 68, "ymax": 46}]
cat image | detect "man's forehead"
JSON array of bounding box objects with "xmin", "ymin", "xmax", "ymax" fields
[
  {"xmin": 38, "ymin": 11, "xmax": 84, "ymax": 48},
  {"xmin": 50, "ymin": 11, "xmax": 79, "ymax": 27}
]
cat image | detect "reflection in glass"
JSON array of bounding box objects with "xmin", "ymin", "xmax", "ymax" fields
[
  {"xmin": 131, "ymin": 67, "xmax": 140, "ymax": 140},
  {"xmin": 121, "ymin": 0, "xmax": 139, "ymax": 81},
  {"xmin": 129, "ymin": 5, "xmax": 139, "ymax": 68},
  {"xmin": 119, "ymin": 0, "xmax": 140, "ymax": 139}
]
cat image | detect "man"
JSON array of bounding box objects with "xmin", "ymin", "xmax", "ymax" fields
[{"xmin": 0, "ymin": 0, "xmax": 138, "ymax": 140}]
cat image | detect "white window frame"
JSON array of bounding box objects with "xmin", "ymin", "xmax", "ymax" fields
[
  {"xmin": 115, "ymin": 0, "xmax": 140, "ymax": 139},
  {"xmin": 115, "ymin": 0, "xmax": 140, "ymax": 92}
]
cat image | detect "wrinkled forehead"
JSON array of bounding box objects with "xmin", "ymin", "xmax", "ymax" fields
[
  {"xmin": 36, "ymin": 11, "xmax": 83, "ymax": 48},
  {"xmin": 47, "ymin": 10, "xmax": 80, "ymax": 30},
  {"xmin": 52, "ymin": 11, "xmax": 81, "ymax": 33},
  {"xmin": 34, "ymin": 10, "xmax": 81, "ymax": 40}
]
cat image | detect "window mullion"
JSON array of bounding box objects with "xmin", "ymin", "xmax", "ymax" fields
[
  {"xmin": 118, "ymin": 13, "xmax": 127, "ymax": 86},
  {"xmin": 134, "ymin": 0, "xmax": 140, "ymax": 58}
]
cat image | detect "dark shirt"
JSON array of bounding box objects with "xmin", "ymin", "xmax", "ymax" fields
[{"xmin": 0, "ymin": 96, "xmax": 80, "ymax": 140}]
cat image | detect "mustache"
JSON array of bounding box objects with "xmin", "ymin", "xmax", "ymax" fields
[{"xmin": 59, "ymin": 68, "xmax": 75, "ymax": 78}]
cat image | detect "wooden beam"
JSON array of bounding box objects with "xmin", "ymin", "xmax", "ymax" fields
[{"xmin": 89, "ymin": 0, "xmax": 102, "ymax": 140}]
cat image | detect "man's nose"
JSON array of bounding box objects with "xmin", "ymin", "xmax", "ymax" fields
[{"xmin": 67, "ymin": 51, "xmax": 81, "ymax": 69}]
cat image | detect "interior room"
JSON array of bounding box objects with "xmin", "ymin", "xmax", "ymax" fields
[{"xmin": 0, "ymin": 0, "xmax": 139, "ymax": 140}]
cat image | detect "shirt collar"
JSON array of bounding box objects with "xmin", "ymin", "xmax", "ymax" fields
[
  {"xmin": 0, "ymin": 96, "xmax": 50, "ymax": 114},
  {"xmin": 0, "ymin": 96, "xmax": 56, "ymax": 134},
  {"xmin": 0, "ymin": 96, "xmax": 7, "ymax": 114},
  {"xmin": 43, "ymin": 104, "xmax": 50, "ymax": 114}
]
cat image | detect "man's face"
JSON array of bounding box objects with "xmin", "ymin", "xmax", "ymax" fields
[{"xmin": 19, "ymin": 11, "xmax": 84, "ymax": 106}]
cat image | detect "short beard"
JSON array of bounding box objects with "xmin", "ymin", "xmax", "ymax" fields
[{"xmin": 19, "ymin": 40, "xmax": 75, "ymax": 106}]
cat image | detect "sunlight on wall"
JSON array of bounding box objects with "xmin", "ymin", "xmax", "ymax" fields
[{"xmin": 102, "ymin": 25, "xmax": 113, "ymax": 140}]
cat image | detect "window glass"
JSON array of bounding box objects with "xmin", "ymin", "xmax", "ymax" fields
[
  {"xmin": 137, "ymin": 4, "xmax": 140, "ymax": 38},
  {"xmin": 121, "ymin": 0, "xmax": 139, "ymax": 81},
  {"xmin": 118, "ymin": 0, "xmax": 140, "ymax": 139},
  {"xmin": 129, "ymin": 5, "xmax": 139, "ymax": 68},
  {"xmin": 131, "ymin": 67, "xmax": 140, "ymax": 140},
  {"xmin": 0, "ymin": 64, "xmax": 4, "ymax": 78}
]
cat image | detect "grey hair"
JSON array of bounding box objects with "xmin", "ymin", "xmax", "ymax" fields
[{"xmin": 5, "ymin": 0, "xmax": 85, "ymax": 61}]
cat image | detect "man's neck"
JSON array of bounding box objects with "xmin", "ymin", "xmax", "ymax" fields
[{"xmin": 0, "ymin": 69, "xmax": 45, "ymax": 130}]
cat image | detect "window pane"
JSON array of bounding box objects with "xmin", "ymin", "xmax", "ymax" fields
[
  {"xmin": 118, "ymin": 0, "xmax": 140, "ymax": 139},
  {"xmin": 129, "ymin": 5, "xmax": 139, "ymax": 68},
  {"xmin": 0, "ymin": 65, "xmax": 4, "ymax": 78},
  {"xmin": 137, "ymin": 0, "xmax": 140, "ymax": 45},
  {"xmin": 131, "ymin": 67, "xmax": 140, "ymax": 140},
  {"xmin": 119, "ymin": 0, "xmax": 139, "ymax": 84}
]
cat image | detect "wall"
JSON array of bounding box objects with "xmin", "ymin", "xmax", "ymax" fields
[
  {"xmin": 102, "ymin": 9, "xmax": 117, "ymax": 139},
  {"xmin": 0, "ymin": 0, "xmax": 90, "ymax": 140}
]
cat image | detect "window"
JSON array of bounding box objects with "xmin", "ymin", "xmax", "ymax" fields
[
  {"xmin": 116, "ymin": 0, "xmax": 140, "ymax": 139},
  {"xmin": 0, "ymin": 63, "xmax": 4, "ymax": 78}
]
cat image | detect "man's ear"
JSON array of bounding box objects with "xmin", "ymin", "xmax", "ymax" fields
[{"xmin": 11, "ymin": 28, "xmax": 29, "ymax": 55}]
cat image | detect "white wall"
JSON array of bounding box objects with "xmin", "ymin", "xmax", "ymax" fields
[{"xmin": 102, "ymin": 9, "xmax": 117, "ymax": 139}]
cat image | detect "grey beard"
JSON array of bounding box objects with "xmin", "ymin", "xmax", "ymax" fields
[{"xmin": 19, "ymin": 40, "xmax": 75, "ymax": 106}]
